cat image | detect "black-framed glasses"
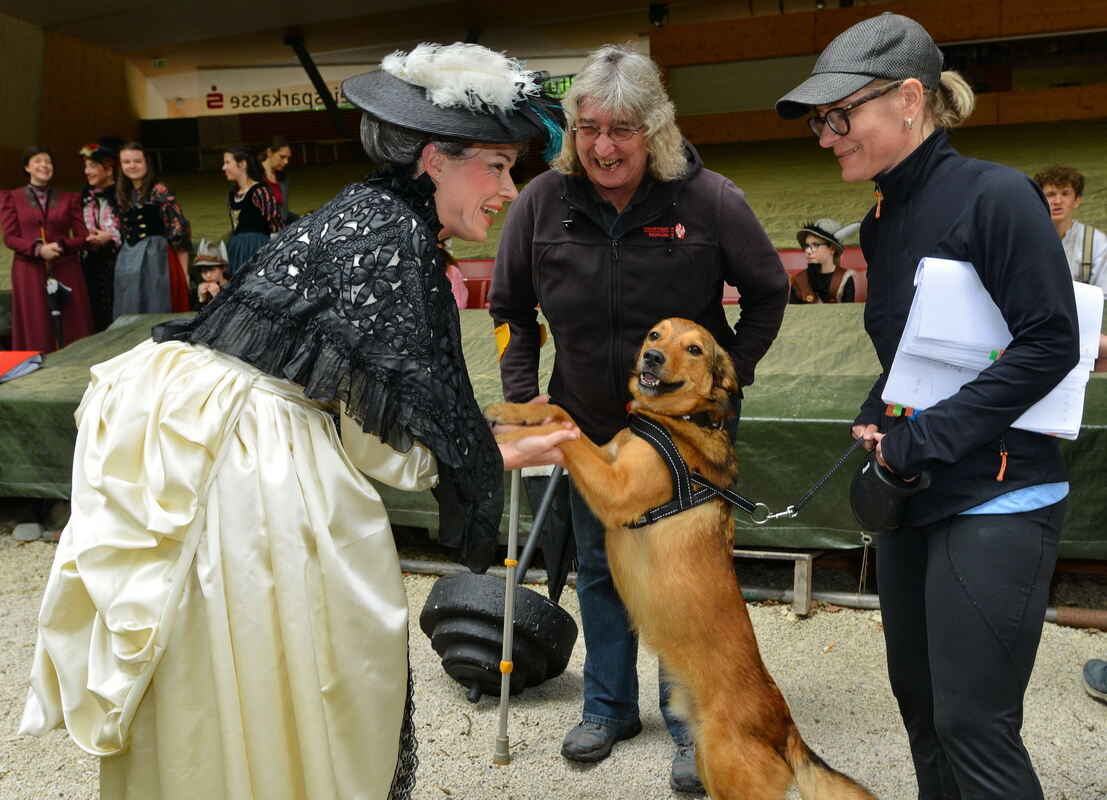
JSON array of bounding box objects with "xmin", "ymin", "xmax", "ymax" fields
[
  {"xmin": 571, "ymin": 124, "xmax": 644, "ymax": 142},
  {"xmin": 807, "ymin": 80, "xmax": 904, "ymax": 138},
  {"xmin": 803, "ymin": 241, "xmax": 828, "ymax": 250}
]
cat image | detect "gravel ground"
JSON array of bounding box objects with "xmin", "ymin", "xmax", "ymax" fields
[{"xmin": 1, "ymin": 528, "xmax": 1105, "ymax": 800}]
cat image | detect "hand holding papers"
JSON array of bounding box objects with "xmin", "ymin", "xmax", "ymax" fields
[{"xmin": 882, "ymin": 258, "xmax": 1103, "ymax": 439}]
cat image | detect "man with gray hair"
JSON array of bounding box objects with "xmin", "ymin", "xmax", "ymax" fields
[{"xmin": 491, "ymin": 43, "xmax": 788, "ymax": 794}]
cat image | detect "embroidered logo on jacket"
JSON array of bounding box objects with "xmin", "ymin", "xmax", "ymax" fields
[{"xmin": 643, "ymin": 224, "xmax": 687, "ymax": 239}]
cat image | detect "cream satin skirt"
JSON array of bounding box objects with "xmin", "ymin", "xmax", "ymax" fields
[{"xmin": 21, "ymin": 339, "xmax": 416, "ymax": 800}]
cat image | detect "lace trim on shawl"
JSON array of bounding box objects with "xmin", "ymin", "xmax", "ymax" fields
[
  {"xmin": 387, "ymin": 665, "xmax": 419, "ymax": 800},
  {"xmin": 152, "ymin": 167, "xmax": 503, "ymax": 572}
]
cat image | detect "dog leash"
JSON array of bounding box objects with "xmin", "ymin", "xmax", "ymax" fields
[
  {"xmin": 626, "ymin": 414, "xmax": 864, "ymax": 526},
  {"xmin": 768, "ymin": 436, "xmax": 866, "ymax": 522}
]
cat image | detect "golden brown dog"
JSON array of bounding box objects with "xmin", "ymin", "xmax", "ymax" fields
[{"xmin": 487, "ymin": 318, "xmax": 876, "ymax": 800}]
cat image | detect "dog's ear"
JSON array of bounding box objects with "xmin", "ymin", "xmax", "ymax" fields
[{"xmin": 712, "ymin": 350, "xmax": 739, "ymax": 396}]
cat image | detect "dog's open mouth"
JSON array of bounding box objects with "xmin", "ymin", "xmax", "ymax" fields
[{"xmin": 637, "ymin": 372, "xmax": 684, "ymax": 394}]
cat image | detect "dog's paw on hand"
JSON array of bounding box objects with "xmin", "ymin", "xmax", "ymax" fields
[
  {"xmin": 483, "ymin": 402, "xmax": 522, "ymax": 427},
  {"xmin": 485, "ymin": 401, "xmax": 570, "ymax": 428}
]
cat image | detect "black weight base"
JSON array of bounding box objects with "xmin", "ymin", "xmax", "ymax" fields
[{"xmin": 419, "ymin": 573, "xmax": 578, "ymax": 701}]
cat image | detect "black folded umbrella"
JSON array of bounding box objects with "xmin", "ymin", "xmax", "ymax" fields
[
  {"xmin": 522, "ymin": 468, "xmax": 575, "ymax": 602},
  {"xmin": 45, "ymin": 277, "xmax": 71, "ymax": 347}
]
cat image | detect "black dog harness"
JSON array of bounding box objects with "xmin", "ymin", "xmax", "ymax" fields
[
  {"xmin": 625, "ymin": 414, "xmax": 757, "ymax": 528},
  {"xmin": 625, "ymin": 413, "xmax": 865, "ymax": 528}
]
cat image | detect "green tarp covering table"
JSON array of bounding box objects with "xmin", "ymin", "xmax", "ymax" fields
[{"xmin": 2, "ymin": 307, "xmax": 1104, "ymax": 558}]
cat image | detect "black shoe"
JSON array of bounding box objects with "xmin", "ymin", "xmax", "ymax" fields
[
  {"xmin": 560, "ymin": 720, "xmax": 643, "ymax": 763},
  {"xmin": 669, "ymin": 744, "xmax": 706, "ymax": 794}
]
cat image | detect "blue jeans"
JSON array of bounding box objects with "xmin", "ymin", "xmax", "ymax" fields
[
  {"xmin": 571, "ymin": 396, "xmax": 741, "ymax": 744},
  {"xmin": 570, "ymin": 481, "xmax": 691, "ymax": 744}
]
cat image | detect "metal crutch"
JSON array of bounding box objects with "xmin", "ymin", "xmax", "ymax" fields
[{"xmin": 493, "ymin": 466, "xmax": 566, "ymax": 764}]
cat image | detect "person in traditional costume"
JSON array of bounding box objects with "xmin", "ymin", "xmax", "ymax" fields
[
  {"xmin": 193, "ymin": 237, "xmax": 230, "ymax": 304},
  {"xmin": 112, "ymin": 142, "xmax": 192, "ymax": 316},
  {"xmin": 260, "ymin": 135, "xmax": 298, "ymax": 224},
  {"xmin": 1, "ymin": 146, "xmax": 94, "ymax": 351},
  {"xmin": 20, "ymin": 42, "xmax": 570, "ymax": 800},
  {"xmin": 222, "ymin": 145, "xmax": 284, "ymax": 275},
  {"xmin": 79, "ymin": 138, "xmax": 124, "ymax": 331},
  {"xmin": 788, "ymin": 218, "xmax": 860, "ymax": 304}
]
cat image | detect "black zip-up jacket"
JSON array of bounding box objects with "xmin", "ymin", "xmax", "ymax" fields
[
  {"xmin": 861, "ymin": 129, "xmax": 1080, "ymax": 526},
  {"xmin": 490, "ymin": 142, "xmax": 788, "ymax": 444}
]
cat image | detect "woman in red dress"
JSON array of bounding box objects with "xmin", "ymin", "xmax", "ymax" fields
[{"xmin": 2, "ymin": 146, "xmax": 94, "ymax": 352}]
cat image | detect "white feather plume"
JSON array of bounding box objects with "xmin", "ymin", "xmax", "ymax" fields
[{"xmin": 382, "ymin": 43, "xmax": 537, "ymax": 112}]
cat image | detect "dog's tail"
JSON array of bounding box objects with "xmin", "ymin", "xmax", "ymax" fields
[{"xmin": 786, "ymin": 726, "xmax": 878, "ymax": 800}]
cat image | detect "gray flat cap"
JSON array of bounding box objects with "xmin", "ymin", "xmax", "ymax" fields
[{"xmin": 776, "ymin": 13, "xmax": 943, "ymax": 119}]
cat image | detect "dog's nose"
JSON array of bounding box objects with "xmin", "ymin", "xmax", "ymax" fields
[{"xmin": 642, "ymin": 349, "xmax": 665, "ymax": 367}]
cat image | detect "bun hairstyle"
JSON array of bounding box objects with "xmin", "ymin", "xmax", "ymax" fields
[{"xmin": 927, "ymin": 70, "xmax": 975, "ymax": 129}]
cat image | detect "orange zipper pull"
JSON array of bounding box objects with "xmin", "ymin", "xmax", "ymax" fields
[
  {"xmin": 874, "ymin": 187, "xmax": 884, "ymax": 219},
  {"xmin": 996, "ymin": 449, "xmax": 1008, "ymax": 481}
]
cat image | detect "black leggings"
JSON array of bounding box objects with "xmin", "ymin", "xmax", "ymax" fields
[{"xmin": 876, "ymin": 502, "xmax": 1063, "ymax": 800}]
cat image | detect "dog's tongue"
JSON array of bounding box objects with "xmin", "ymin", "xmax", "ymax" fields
[{"xmin": 640, "ymin": 372, "xmax": 660, "ymax": 386}]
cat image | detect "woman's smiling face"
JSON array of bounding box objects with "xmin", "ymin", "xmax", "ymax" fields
[
  {"xmin": 430, "ymin": 144, "xmax": 520, "ymax": 243},
  {"xmin": 119, "ymin": 149, "xmax": 148, "ymax": 182},
  {"xmin": 25, "ymin": 153, "xmax": 54, "ymax": 185},
  {"xmin": 814, "ymin": 82, "xmax": 913, "ymax": 183},
  {"xmin": 84, "ymin": 159, "xmax": 112, "ymax": 188},
  {"xmin": 222, "ymin": 152, "xmax": 246, "ymax": 184},
  {"xmin": 573, "ymin": 100, "xmax": 649, "ymax": 208}
]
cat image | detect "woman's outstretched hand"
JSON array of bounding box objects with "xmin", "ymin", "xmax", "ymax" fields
[{"xmin": 497, "ymin": 421, "xmax": 579, "ymax": 469}]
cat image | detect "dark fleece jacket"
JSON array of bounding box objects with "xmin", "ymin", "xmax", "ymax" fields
[{"xmin": 490, "ymin": 141, "xmax": 788, "ymax": 444}]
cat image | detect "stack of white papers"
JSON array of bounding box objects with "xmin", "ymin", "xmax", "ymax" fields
[{"xmin": 882, "ymin": 258, "xmax": 1104, "ymax": 439}]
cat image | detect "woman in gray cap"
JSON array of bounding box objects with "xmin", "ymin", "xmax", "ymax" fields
[
  {"xmin": 20, "ymin": 43, "xmax": 574, "ymax": 800},
  {"xmin": 778, "ymin": 13, "xmax": 1079, "ymax": 800}
]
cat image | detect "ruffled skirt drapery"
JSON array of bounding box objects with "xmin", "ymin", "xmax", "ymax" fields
[{"xmin": 21, "ymin": 339, "xmax": 414, "ymax": 800}]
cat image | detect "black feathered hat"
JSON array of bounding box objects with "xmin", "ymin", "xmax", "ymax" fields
[{"xmin": 342, "ymin": 43, "xmax": 565, "ymax": 158}]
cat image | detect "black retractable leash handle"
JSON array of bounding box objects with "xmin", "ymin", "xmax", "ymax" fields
[{"xmin": 849, "ymin": 453, "xmax": 932, "ymax": 533}]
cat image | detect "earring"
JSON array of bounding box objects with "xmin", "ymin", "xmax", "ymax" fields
[{"xmin": 906, "ymin": 117, "xmax": 914, "ymax": 129}]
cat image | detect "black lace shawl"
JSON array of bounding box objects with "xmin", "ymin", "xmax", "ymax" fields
[{"xmin": 153, "ymin": 167, "xmax": 503, "ymax": 572}]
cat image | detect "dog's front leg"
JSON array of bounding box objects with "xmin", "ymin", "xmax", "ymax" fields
[{"xmin": 552, "ymin": 436, "xmax": 673, "ymax": 530}]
